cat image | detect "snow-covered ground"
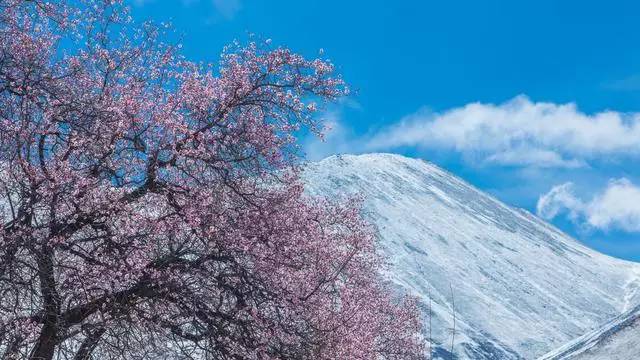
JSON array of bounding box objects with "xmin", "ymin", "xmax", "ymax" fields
[{"xmin": 303, "ymin": 153, "xmax": 640, "ymax": 360}]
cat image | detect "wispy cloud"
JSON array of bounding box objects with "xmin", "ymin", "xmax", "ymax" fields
[
  {"xmin": 484, "ymin": 148, "xmax": 586, "ymax": 169},
  {"xmin": 211, "ymin": 0, "xmax": 242, "ymax": 19},
  {"xmin": 363, "ymin": 95, "xmax": 640, "ymax": 168},
  {"xmin": 304, "ymin": 102, "xmax": 364, "ymax": 161},
  {"xmin": 604, "ymin": 74, "xmax": 640, "ymax": 92},
  {"xmin": 133, "ymin": 0, "xmax": 155, "ymax": 6},
  {"xmin": 537, "ymin": 179, "xmax": 640, "ymax": 232},
  {"xmin": 136, "ymin": 0, "xmax": 242, "ymax": 20}
]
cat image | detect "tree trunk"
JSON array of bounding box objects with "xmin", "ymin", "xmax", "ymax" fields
[
  {"xmin": 29, "ymin": 249, "xmax": 60, "ymax": 360},
  {"xmin": 73, "ymin": 328, "xmax": 105, "ymax": 360}
]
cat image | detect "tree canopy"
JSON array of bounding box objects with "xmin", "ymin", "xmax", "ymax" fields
[{"xmin": 0, "ymin": 1, "xmax": 424, "ymax": 359}]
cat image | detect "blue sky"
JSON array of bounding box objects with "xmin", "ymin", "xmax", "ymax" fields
[{"xmin": 131, "ymin": 0, "xmax": 640, "ymax": 261}]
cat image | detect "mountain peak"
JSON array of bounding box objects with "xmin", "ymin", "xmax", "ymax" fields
[
  {"xmin": 313, "ymin": 152, "xmax": 435, "ymax": 173},
  {"xmin": 318, "ymin": 152, "xmax": 426, "ymax": 163}
]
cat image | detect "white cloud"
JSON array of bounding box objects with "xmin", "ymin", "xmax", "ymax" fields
[
  {"xmin": 364, "ymin": 95, "xmax": 640, "ymax": 168},
  {"xmin": 537, "ymin": 179, "xmax": 640, "ymax": 232},
  {"xmin": 536, "ymin": 183, "xmax": 585, "ymax": 221}
]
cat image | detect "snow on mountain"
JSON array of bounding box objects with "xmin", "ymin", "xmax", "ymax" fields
[
  {"xmin": 539, "ymin": 303, "xmax": 640, "ymax": 360},
  {"xmin": 303, "ymin": 153, "xmax": 640, "ymax": 360}
]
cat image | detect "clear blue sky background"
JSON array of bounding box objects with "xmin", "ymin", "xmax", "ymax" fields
[{"xmin": 131, "ymin": 0, "xmax": 640, "ymax": 261}]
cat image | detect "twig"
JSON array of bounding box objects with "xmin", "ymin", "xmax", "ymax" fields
[{"xmin": 450, "ymin": 283, "xmax": 456, "ymax": 356}]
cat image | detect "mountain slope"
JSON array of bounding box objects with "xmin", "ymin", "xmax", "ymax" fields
[
  {"xmin": 539, "ymin": 304, "xmax": 640, "ymax": 360},
  {"xmin": 303, "ymin": 153, "xmax": 640, "ymax": 360}
]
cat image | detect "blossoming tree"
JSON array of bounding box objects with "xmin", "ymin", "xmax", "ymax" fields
[{"xmin": 0, "ymin": 1, "xmax": 424, "ymax": 359}]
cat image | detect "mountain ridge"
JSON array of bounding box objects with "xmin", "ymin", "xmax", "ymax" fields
[{"xmin": 539, "ymin": 302, "xmax": 640, "ymax": 359}]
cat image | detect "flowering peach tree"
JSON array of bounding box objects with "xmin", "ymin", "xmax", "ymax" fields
[{"xmin": 0, "ymin": 1, "xmax": 424, "ymax": 359}]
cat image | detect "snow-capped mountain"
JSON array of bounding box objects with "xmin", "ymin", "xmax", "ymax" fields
[
  {"xmin": 303, "ymin": 153, "xmax": 640, "ymax": 360},
  {"xmin": 539, "ymin": 304, "xmax": 640, "ymax": 360}
]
